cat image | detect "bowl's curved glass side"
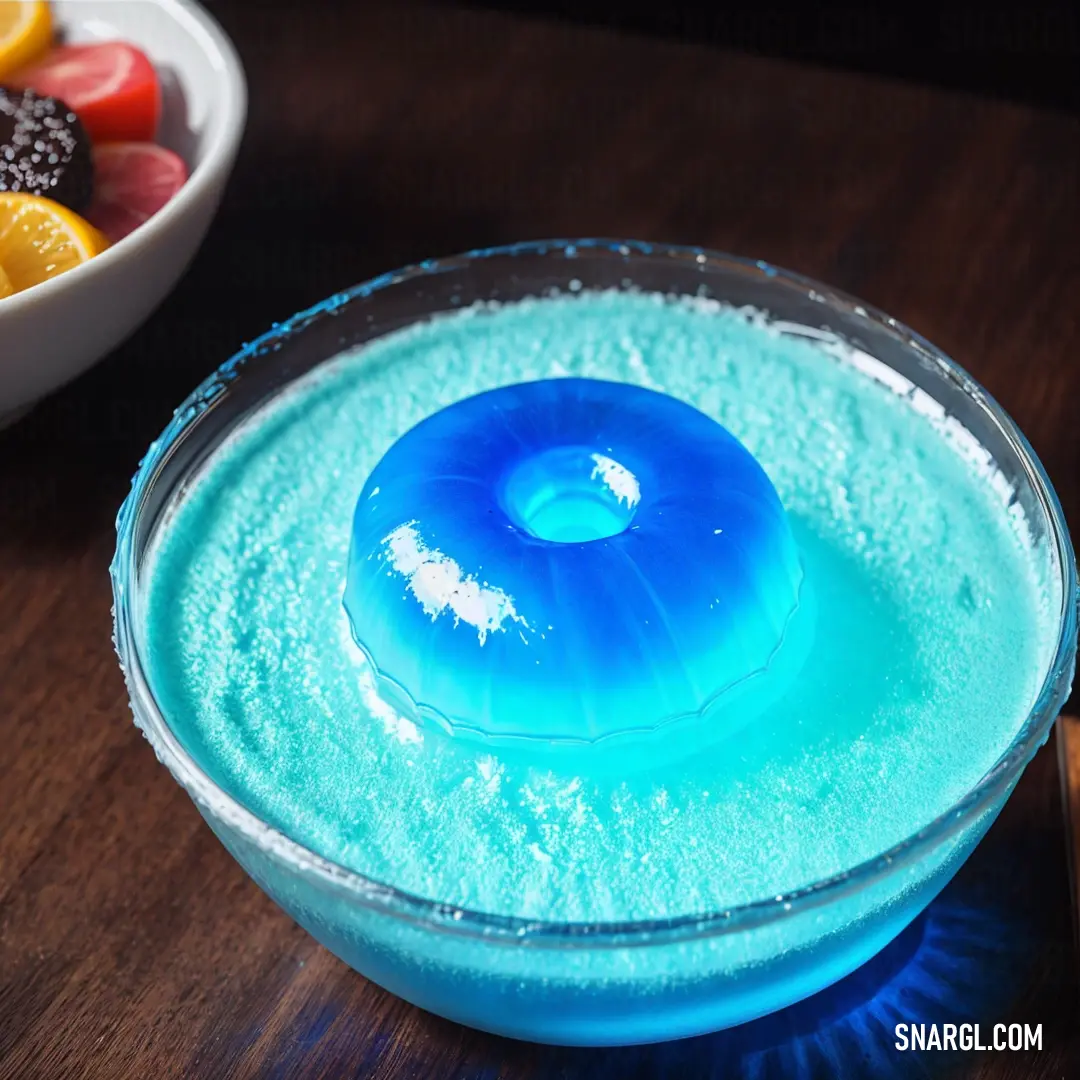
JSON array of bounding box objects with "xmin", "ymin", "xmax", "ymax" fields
[
  {"xmin": 200, "ymin": 791, "xmax": 1009, "ymax": 1045},
  {"xmin": 111, "ymin": 238, "xmax": 1077, "ymax": 964}
]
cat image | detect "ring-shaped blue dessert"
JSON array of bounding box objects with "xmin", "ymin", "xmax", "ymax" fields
[{"xmin": 345, "ymin": 377, "xmax": 812, "ymax": 757}]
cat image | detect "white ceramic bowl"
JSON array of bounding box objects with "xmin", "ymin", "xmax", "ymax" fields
[{"xmin": 0, "ymin": 0, "xmax": 247, "ymax": 422}]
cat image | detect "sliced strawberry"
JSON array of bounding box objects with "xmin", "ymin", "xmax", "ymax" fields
[
  {"xmin": 85, "ymin": 142, "xmax": 187, "ymax": 242},
  {"xmin": 11, "ymin": 42, "xmax": 161, "ymax": 143}
]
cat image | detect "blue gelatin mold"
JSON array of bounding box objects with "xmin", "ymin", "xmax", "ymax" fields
[{"xmin": 345, "ymin": 377, "xmax": 813, "ymax": 757}]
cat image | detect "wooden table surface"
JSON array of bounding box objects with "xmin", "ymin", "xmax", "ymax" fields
[{"xmin": 2, "ymin": 2, "xmax": 1078, "ymax": 1077}]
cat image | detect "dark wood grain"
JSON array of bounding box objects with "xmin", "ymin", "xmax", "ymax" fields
[
  {"xmin": 2, "ymin": 2, "xmax": 1078, "ymax": 1077},
  {"xmin": 1062, "ymin": 716, "xmax": 1080, "ymax": 947}
]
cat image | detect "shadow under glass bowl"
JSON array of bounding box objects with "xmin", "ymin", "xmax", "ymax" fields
[{"xmin": 111, "ymin": 239, "xmax": 1077, "ymax": 1047}]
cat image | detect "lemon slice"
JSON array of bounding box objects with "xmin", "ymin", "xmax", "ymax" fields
[
  {"xmin": 0, "ymin": 1, "xmax": 52, "ymax": 79},
  {"xmin": 0, "ymin": 192, "xmax": 109, "ymax": 296}
]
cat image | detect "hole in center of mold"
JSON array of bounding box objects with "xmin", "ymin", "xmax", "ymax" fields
[{"xmin": 501, "ymin": 445, "xmax": 640, "ymax": 543}]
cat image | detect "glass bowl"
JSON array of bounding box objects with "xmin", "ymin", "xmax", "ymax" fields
[{"xmin": 111, "ymin": 239, "xmax": 1077, "ymax": 1047}]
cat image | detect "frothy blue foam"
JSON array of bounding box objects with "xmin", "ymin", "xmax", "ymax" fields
[
  {"xmin": 344, "ymin": 378, "xmax": 812, "ymax": 756},
  {"xmin": 141, "ymin": 289, "xmax": 1056, "ymax": 924}
]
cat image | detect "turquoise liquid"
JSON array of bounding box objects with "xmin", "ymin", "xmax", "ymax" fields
[{"xmin": 144, "ymin": 290, "xmax": 1055, "ymax": 925}]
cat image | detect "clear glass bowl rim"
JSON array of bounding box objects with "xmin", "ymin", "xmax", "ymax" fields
[{"xmin": 111, "ymin": 237, "xmax": 1078, "ymax": 951}]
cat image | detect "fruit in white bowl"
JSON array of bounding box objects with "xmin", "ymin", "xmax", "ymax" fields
[
  {"xmin": 0, "ymin": 0, "xmax": 246, "ymax": 421},
  {"xmin": 1, "ymin": 5, "xmax": 195, "ymax": 295}
]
